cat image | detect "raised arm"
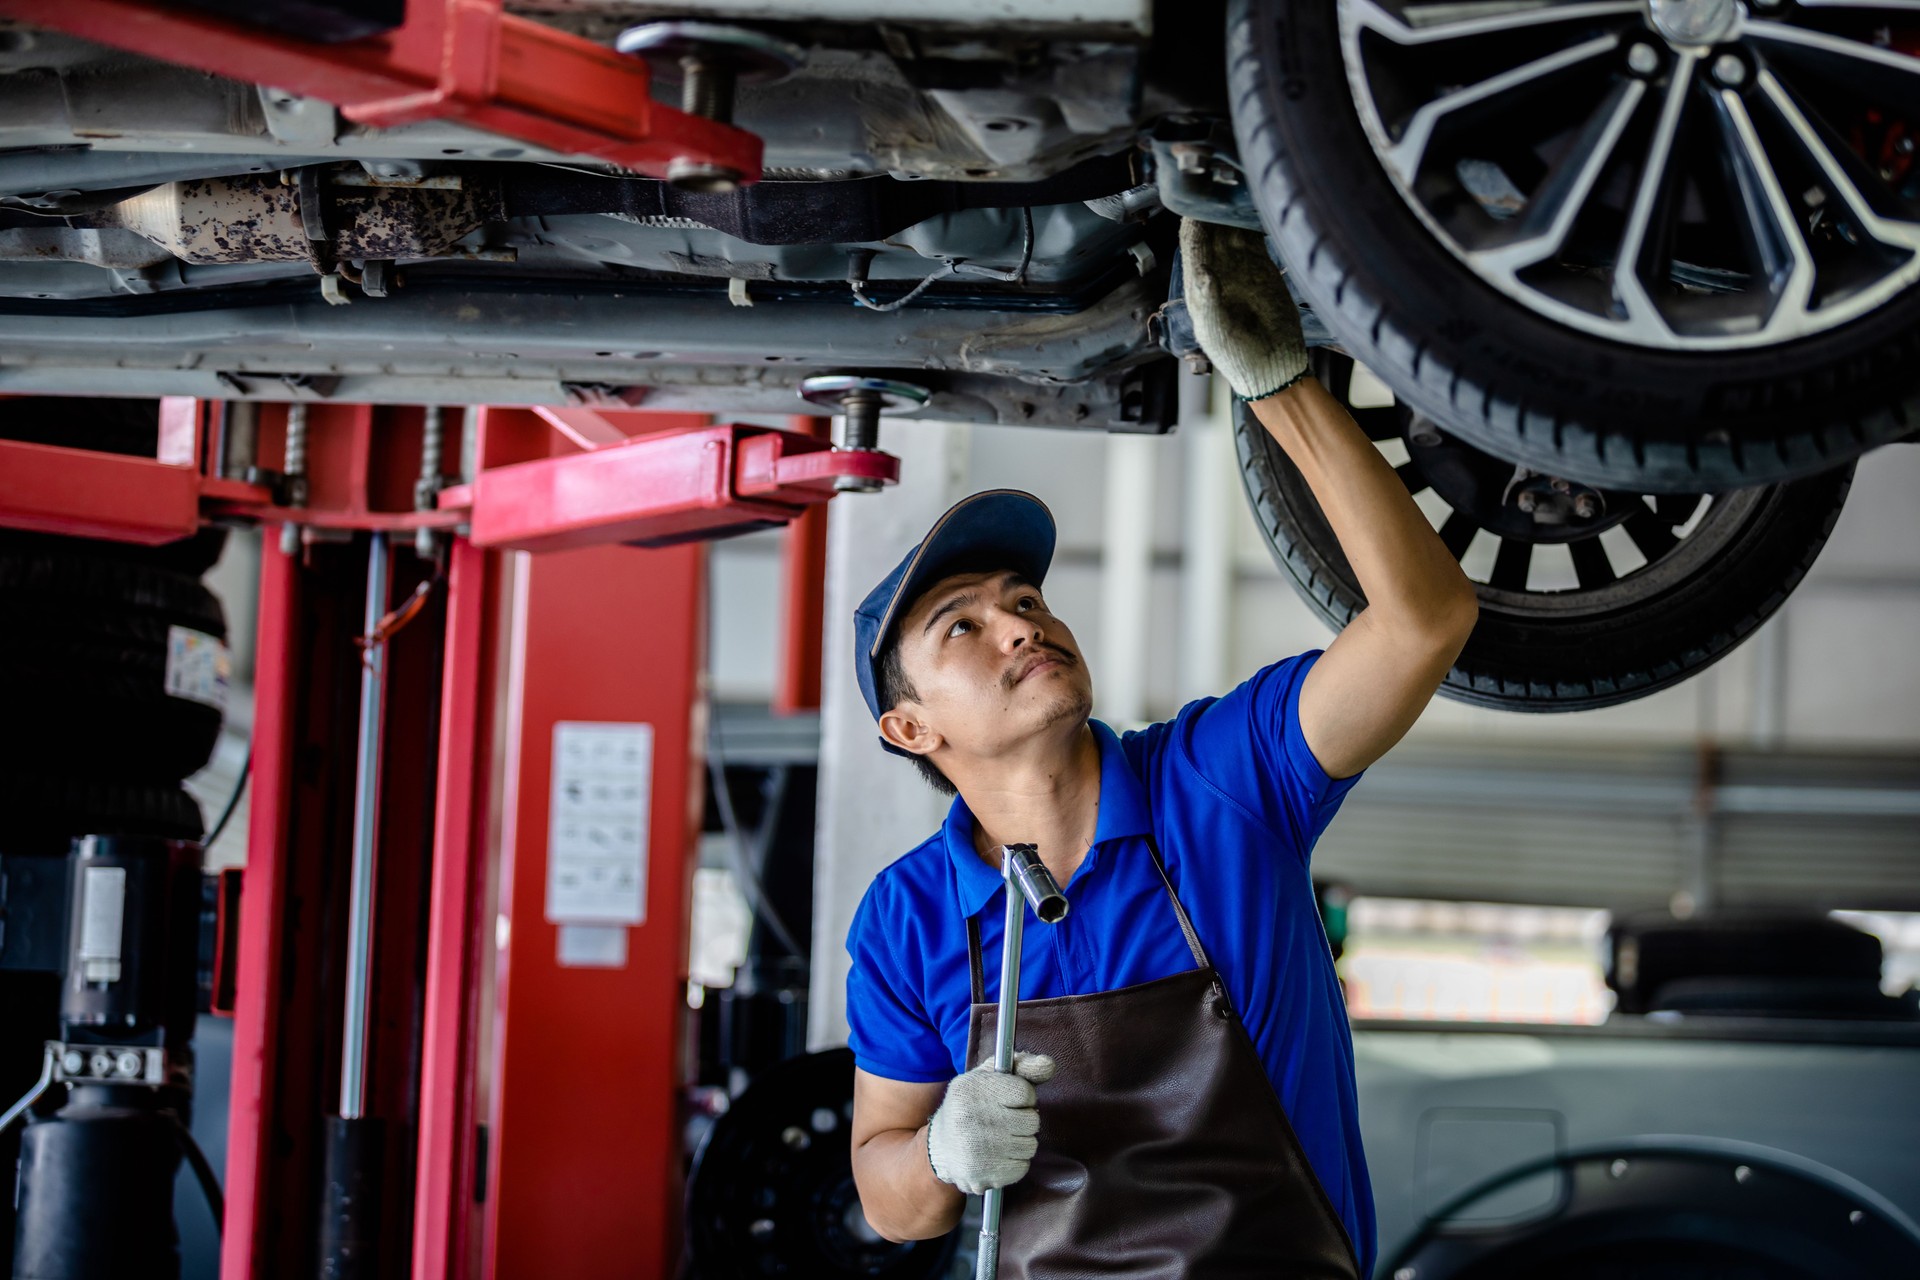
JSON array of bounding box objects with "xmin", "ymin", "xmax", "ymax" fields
[
  {"xmin": 1181, "ymin": 218, "xmax": 1477, "ymax": 780},
  {"xmin": 1249, "ymin": 382, "xmax": 1477, "ymax": 778}
]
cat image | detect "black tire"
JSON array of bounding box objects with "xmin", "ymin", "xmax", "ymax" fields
[
  {"xmin": 1226, "ymin": 0, "xmax": 1920, "ymax": 493},
  {"xmin": 0, "ymin": 775, "xmax": 205, "ymax": 856},
  {"xmin": 1236, "ymin": 390, "xmax": 1853, "ymax": 712},
  {"xmin": 0, "ymin": 552, "xmax": 228, "ymax": 783}
]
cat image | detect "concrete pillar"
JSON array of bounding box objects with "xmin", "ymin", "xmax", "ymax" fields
[
  {"xmin": 1099, "ymin": 433, "xmax": 1157, "ymax": 727},
  {"xmin": 1177, "ymin": 372, "xmax": 1235, "ymax": 707},
  {"xmin": 809, "ymin": 419, "xmax": 975, "ymax": 1051}
]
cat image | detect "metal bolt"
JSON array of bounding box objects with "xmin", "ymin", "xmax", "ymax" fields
[
  {"xmin": 1394, "ymin": 1269, "xmax": 1418, "ymax": 1280},
  {"xmin": 1573, "ymin": 494, "xmax": 1599, "ymax": 519},
  {"xmin": 1610, "ymin": 1159, "xmax": 1631, "ymax": 1179},
  {"xmin": 678, "ymin": 53, "xmax": 737, "ymax": 125},
  {"xmin": 116, "ymin": 1051, "xmax": 144, "ymax": 1077},
  {"xmin": 89, "ymin": 1053, "xmax": 113, "ymax": 1078},
  {"xmin": 1712, "ymin": 53, "xmax": 1747, "ymax": 86},
  {"xmin": 60, "ymin": 1050, "xmax": 84, "ymax": 1076},
  {"xmin": 1407, "ymin": 421, "xmax": 1443, "ymax": 448},
  {"xmin": 1734, "ymin": 1165, "xmax": 1753, "ymax": 1184},
  {"xmin": 1171, "ymin": 144, "xmax": 1212, "ymax": 176},
  {"xmin": 1850, "ymin": 1210, "xmax": 1866, "ymax": 1225},
  {"xmin": 1627, "ymin": 43, "xmax": 1660, "ymax": 75},
  {"xmin": 1517, "ymin": 491, "xmax": 1540, "ymax": 514}
]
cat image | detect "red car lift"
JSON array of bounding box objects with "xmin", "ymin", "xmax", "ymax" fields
[
  {"xmin": 0, "ymin": 400, "xmax": 892, "ymax": 1279},
  {"xmin": 0, "ymin": 0, "xmax": 762, "ymax": 182}
]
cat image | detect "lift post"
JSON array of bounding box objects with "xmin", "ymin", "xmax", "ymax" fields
[{"xmin": 0, "ymin": 397, "xmax": 895, "ymax": 1279}]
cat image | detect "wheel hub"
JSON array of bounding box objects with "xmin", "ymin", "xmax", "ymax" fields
[
  {"xmin": 1337, "ymin": 0, "xmax": 1920, "ymax": 350},
  {"xmin": 1648, "ymin": 0, "xmax": 1741, "ymax": 48}
]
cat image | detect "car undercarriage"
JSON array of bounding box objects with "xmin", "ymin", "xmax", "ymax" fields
[{"xmin": 0, "ymin": 0, "xmax": 1915, "ymax": 713}]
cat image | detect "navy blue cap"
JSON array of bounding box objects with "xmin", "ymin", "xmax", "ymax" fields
[{"xmin": 854, "ymin": 489, "xmax": 1056, "ymax": 755}]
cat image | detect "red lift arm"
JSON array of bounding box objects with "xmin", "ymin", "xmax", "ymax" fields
[{"xmin": 0, "ymin": 0, "xmax": 761, "ymax": 181}]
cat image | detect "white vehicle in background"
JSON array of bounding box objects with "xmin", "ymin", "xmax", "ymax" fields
[{"xmin": 0, "ymin": 0, "xmax": 1915, "ymax": 712}]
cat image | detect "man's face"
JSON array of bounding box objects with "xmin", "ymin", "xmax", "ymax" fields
[{"xmin": 880, "ymin": 569, "xmax": 1094, "ymax": 764}]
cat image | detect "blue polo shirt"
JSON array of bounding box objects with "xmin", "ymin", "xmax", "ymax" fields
[{"xmin": 845, "ymin": 651, "xmax": 1375, "ymax": 1275}]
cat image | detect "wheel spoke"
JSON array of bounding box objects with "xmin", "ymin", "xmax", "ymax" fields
[
  {"xmin": 1748, "ymin": 19, "xmax": 1920, "ymax": 84},
  {"xmin": 1624, "ymin": 506, "xmax": 1680, "ymax": 560},
  {"xmin": 1438, "ymin": 510, "xmax": 1478, "ymax": 561},
  {"xmin": 1475, "ymin": 77, "xmax": 1648, "ymax": 274},
  {"xmin": 1611, "ymin": 51, "xmax": 1698, "ymax": 341},
  {"xmin": 1348, "ymin": 0, "xmax": 1642, "ymax": 47},
  {"xmin": 1654, "ymin": 493, "xmax": 1703, "ymax": 525},
  {"xmin": 1755, "ymin": 69, "xmax": 1920, "ymax": 256},
  {"xmin": 1385, "ymin": 34, "xmax": 1623, "ymax": 185},
  {"xmin": 1568, "ymin": 536, "xmax": 1617, "ymax": 588},
  {"xmin": 1708, "ymin": 82, "xmax": 1817, "ymax": 336},
  {"xmin": 1490, "ymin": 537, "xmax": 1533, "ymax": 590}
]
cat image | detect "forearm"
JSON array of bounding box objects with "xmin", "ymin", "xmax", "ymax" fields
[
  {"xmin": 852, "ymin": 1123, "xmax": 966, "ymax": 1242},
  {"xmin": 1251, "ymin": 379, "xmax": 1476, "ymax": 634}
]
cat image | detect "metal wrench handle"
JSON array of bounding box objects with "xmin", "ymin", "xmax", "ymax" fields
[{"xmin": 977, "ymin": 844, "xmax": 1065, "ymax": 1280}]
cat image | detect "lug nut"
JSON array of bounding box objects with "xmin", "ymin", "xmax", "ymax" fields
[
  {"xmin": 1627, "ymin": 43, "xmax": 1660, "ymax": 76},
  {"xmin": 1573, "ymin": 494, "xmax": 1600, "ymax": 519},
  {"xmin": 1516, "ymin": 491, "xmax": 1539, "ymax": 514},
  {"xmin": 1712, "ymin": 53, "xmax": 1747, "ymax": 87}
]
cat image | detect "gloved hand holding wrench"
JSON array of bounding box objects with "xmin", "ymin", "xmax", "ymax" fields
[{"xmin": 922, "ymin": 844, "xmax": 1068, "ymax": 1279}]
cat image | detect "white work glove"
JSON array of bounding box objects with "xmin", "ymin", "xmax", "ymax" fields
[
  {"xmin": 925, "ymin": 1051, "xmax": 1057, "ymax": 1196},
  {"xmin": 1179, "ymin": 217, "xmax": 1309, "ymax": 401}
]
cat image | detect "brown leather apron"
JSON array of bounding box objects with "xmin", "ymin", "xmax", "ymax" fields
[{"xmin": 964, "ymin": 837, "xmax": 1361, "ymax": 1280}]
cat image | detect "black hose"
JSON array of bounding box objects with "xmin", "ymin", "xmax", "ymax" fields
[
  {"xmin": 164, "ymin": 1110, "xmax": 223, "ymax": 1235},
  {"xmin": 200, "ymin": 745, "xmax": 251, "ymax": 850},
  {"xmin": 706, "ymin": 756, "xmax": 805, "ymax": 964}
]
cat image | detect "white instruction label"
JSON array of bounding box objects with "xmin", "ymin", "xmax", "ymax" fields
[
  {"xmin": 79, "ymin": 864, "xmax": 127, "ymax": 985},
  {"xmin": 546, "ymin": 721, "xmax": 652, "ymax": 925},
  {"xmin": 557, "ymin": 924, "xmax": 630, "ymax": 969},
  {"xmin": 164, "ymin": 626, "xmax": 231, "ymax": 712}
]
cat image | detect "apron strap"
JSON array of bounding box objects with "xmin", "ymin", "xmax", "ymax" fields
[
  {"xmin": 1141, "ymin": 833, "xmax": 1214, "ymax": 972},
  {"xmin": 966, "ymin": 914, "xmax": 987, "ymax": 1005}
]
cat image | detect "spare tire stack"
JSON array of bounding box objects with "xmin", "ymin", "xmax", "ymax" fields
[{"xmin": 0, "ymin": 399, "xmax": 229, "ymax": 853}]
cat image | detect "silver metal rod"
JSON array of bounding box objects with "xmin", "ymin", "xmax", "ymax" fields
[
  {"xmin": 279, "ymin": 402, "xmax": 309, "ymax": 556},
  {"xmin": 339, "ymin": 531, "xmax": 390, "ymax": 1119},
  {"xmin": 978, "ymin": 847, "xmax": 1029, "ymax": 1280},
  {"xmin": 415, "ymin": 405, "xmax": 444, "ymax": 558}
]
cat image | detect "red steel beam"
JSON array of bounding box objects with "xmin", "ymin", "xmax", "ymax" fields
[
  {"xmin": 0, "ymin": 438, "xmax": 201, "ymax": 545},
  {"xmin": 484, "ymin": 541, "xmax": 706, "ymax": 1279},
  {"xmin": 220, "ymin": 537, "xmax": 301, "ymax": 1280},
  {"xmin": 774, "ymin": 416, "xmax": 831, "ymax": 715},
  {"xmin": 2, "ymin": 0, "xmax": 760, "ymax": 180},
  {"xmin": 413, "ymin": 536, "xmax": 501, "ymax": 1280}
]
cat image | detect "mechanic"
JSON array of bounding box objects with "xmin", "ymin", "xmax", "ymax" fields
[{"xmin": 843, "ymin": 220, "xmax": 1480, "ymax": 1278}]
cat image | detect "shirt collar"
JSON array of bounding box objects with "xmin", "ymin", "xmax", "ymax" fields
[{"xmin": 942, "ymin": 720, "xmax": 1152, "ymax": 919}]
